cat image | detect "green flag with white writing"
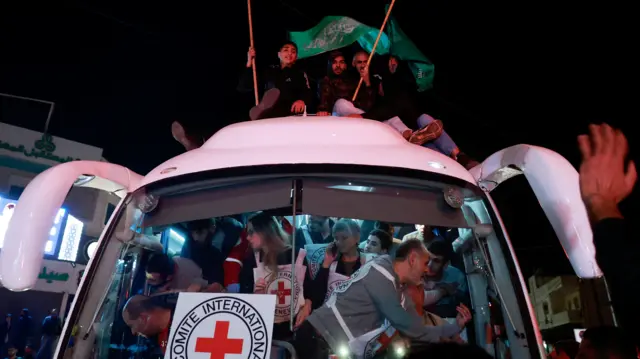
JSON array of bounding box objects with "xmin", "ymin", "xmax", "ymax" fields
[
  {"xmin": 289, "ymin": 12, "xmax": 434, "ymax": 91},
  {"xmin": 289, "ymin": 16, "xmax": 390, "ymax": 59},
  {"xmin": 383, "ymin": 5, "xmax": 434, "ymax": 91}
]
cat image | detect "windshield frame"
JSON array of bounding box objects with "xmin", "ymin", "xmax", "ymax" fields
[{"xmin": 58, "ymin": 163, "xmax": 539, "ymax": 358}]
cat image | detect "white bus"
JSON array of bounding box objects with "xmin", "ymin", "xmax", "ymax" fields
[{"xmin": 0, "ymin": 117, "xmax": 598, "ymax": 359}]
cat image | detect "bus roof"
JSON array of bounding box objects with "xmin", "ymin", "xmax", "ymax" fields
[{"xmin": 135, "ymin": 116, "xmax": 476, "ymax": 191}]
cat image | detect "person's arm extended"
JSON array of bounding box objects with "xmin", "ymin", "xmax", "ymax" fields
[{"xmin": 364, "ymin": 270, "xmax": 460, "ymax": 341}]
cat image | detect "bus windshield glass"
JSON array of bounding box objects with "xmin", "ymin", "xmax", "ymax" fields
[{"xmin": 59, "ymin": 172, "xmax": 537, "ymax": 359}]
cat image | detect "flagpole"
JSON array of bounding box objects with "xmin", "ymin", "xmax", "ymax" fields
[
  {"xmin": 247, "ymin": 0, "xmax": 259, "ymax": 106},
  {"xmin": 351, "ymin": 0, "xmax": 397, "ymax": 102}
]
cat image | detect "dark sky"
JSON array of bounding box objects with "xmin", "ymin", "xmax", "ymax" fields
[{"xmin": 0, "ymin": 1, "xmax": 637, "ymax": 277}]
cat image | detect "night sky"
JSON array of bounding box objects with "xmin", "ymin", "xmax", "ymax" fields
[{"xmin": 0, "ymin": 1, "xmax": 636, "ymax": 278}]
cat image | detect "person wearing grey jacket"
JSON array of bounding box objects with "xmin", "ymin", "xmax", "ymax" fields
[{"xmin": 292, "ymin": 239, "xmax": 472, "ymax": 359}]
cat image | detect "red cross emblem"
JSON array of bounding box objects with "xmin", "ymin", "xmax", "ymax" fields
[
  {"xmin": 270, "ymin": 280, "xmax": 292, "ymax": 305},
  {"xmin": 376, "ymin": 330, "xmax": 398, "ymax": 352},
  {"xmin": 195, "ymin": 321, "xmax": 243, "ymax": 359}
]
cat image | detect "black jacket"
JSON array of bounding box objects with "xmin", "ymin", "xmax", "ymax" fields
[{"xmin": 238, "ymin": 64, "xmax": 313, "ymax": 116}]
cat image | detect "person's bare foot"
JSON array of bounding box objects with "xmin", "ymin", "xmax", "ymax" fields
[
  {"xmin": 402, "ymin": 129, "xmax": 412, "ymax": 140},
  {"xmin": 171, "ymin": 121, "xmax": 200, "ymax": 151}
]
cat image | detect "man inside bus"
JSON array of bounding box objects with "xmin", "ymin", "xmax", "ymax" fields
[
  {"xmin": 292, "ymin": 239, "xmax": 472, "ymax": 359},
  {"xmin": 180, "ymin": 219, "xmax": 225, "ymax": 286},
  {"xmin": 144, "ymin": 253, "xmax": 217, "ymax": 294},
  {"xmin": 403, "ymin": 224, "xmax": 438, "ymax": 245},
  {"xmin": 422, "ymin": 240, "xmax": 469, "ymax": 318},
  {"xmin": 294, "ymin": 215, "xmax": 335, "ymax": 250},
  {"xmin": 122, "ymin": 294, "xmax": 178, "ymax": 356},
  {"xmin": 238, "ymin": 41, "xmax": 313, "ymax": 121}
]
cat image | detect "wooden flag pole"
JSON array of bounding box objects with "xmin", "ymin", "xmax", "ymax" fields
[
  {"xmin": 351, "ymin": 0, "xmax": 397, "ymax": 102},
  {"xmin": 248, "ymin": 0, "xmax": 259, "ymax": 106}
]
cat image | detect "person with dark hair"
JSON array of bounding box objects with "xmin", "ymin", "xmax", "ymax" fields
[
  {"xmin": 312, "ymin": 219, "xmax": 366, "ymax": 304},
  {"xmin": 294, "ymin": 215, "xmax": 334, "ymax": 250},
  {"xmin": 576, "ymin": 326, "xmax": 638, "ymax": 359},
  {"xmin": 122, "ymin": 293, "xmax": 179, "ymax": 356},
  {"xmin": 315, "ymin": 50, "xmax": 377, "ymax": 118},
  {"xmin": 238, "ymin": 41, "xmax": 313, "ymax": 121},
  {"xmin": 364, "ymin": 228, "xmax": 393, "ymax": 255},
  {"xmin": 329, "ymin": 50, "xmax": 445, "ymax": 145},
  {"xmin": 144, "ymin": 253, "xmax": 208, "ymax": 294},
  {"xmin": 5, "ymin": 344, "xmax": 21, "ymax": 359},
  {"xmin": 292, "ymin": 239, "xmax": 472, "ymax": 359},
  {"xmin": 423, "ymin": 240, "xmax": 469, "ymax": 318},
  {"xmin": 239, "ymin": 212, "xmax": 316, "ymax": 341},
  {"xmin": 550, "ymin": 339, "xmax": 579, "ymax": 359},
  {"xmin": 13, "ymin": 310, "xmax": 31, "ymax": 357},
  {"xmin": 180, "ymin": 219, "xmax": 225, "ymax": 286},
  {"xmin": 35, "ymin": 310, "xmax": 61, "ymax": 359}
]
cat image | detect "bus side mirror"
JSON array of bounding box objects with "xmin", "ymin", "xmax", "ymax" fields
[{"xmin": 0, "ymin": 161, "xmax": 141, "ymax": 291}]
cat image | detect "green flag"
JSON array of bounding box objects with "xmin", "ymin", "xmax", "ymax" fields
[
  {"xmin": 289, "ymin": 10, "xmax": 433, "ymax": 91},
  {"xmin": 383, "ymin": 6, "xmax": 435, "ymax": 91},
  {"xmin": 289, "ymin": 16, "xmax": 390, "ymax": 59}
]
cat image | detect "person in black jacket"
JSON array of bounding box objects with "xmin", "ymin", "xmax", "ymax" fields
[
  {"xmin": 238, "ymin": 41, "xmax": 313, "ymax": 121},
  {"xmin": 578, "ymin": 123, "xmax": 638, "ymax": 347}
]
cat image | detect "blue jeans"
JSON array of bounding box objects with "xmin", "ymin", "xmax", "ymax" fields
[{"xmin": 417, "ymin": 114, "xmax": 458, "ymax": 156}]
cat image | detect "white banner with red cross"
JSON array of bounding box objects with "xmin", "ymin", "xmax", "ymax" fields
[{"xmin": 164, "ymin": 293, "xmax": 276, "ymax": 359}]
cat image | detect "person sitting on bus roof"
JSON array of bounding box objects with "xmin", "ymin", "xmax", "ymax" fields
[
  {"xmin": 329, "ymin": 50, "xmax": 445, "ymax": 146},
  {"xmin": 315, "ymin": 50, "xmax": 377, "ymax": 118},
  {"xmin": 383, "ymin": 55, "xmax": 479, "ymax": 169},
  {"xmin": 312, "ymin": 219, "xmax": 366, "ymax": 306},
  {"xmin": 180, "ymin": 219, "xmax": 225, "ymax": 286},
  {"xmin": 363, "ymin": 228, "xmax": 394, "ymax": 256},
  {"xmin": 423, "ymin": 240, "xmax": 469, "ymax": 318},
  {"xmin": 292, "ymin": 239, "xmax": 472, "ymax": 359},
  {"xmin": 238, "ymin": 41, "xmax": 313, "ymax": 121},
  {"xmin": 294, "ymin": 215, "xmax": 335, "ymax": 250},
  {"xmin": 144, "ymin": 253, "xmax": 211, "ymax": 294},
  {"xmin": 239, "ymin": 212, "xmax": 318, "ymax": 341}
]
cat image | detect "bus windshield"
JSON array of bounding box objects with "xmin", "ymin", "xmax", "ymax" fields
[{"xmin": 58, "ymin": 171, "xmax": 538, "ymax": 359}]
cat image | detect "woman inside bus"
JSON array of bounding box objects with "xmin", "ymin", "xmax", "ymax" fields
[
  {"xmin": 239, "ymin": 212, "xmax": 316, "ymax": 340},
  {"xmin": 312, "ymin": 219, "xmax": 367, "ymax": 304},
  {"xmin": 363, "ymin": 228, "xmax": 394, "ymax": 256}
]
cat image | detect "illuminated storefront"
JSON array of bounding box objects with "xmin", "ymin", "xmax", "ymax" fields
[{"xmin": 0, "ymin": 196, "xmax": 85, "ymax": 262}]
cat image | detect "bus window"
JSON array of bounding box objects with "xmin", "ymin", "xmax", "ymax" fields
[{"xmin": 59, "ymin": 175, "xmax": 538, "ymax": 358}]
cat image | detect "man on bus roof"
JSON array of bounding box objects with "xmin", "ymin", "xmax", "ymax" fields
[{"xmin": 238, "ymin": 41, "xmax": 313, "ymax": 121}]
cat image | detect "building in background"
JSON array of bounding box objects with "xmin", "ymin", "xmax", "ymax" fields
[
  {"xmin": 0, "ymin": 121, "xmax": 120, "ymax": 323},
  {"xmin": 528, "ymin": 274, "xmax": 585, "ymax": 347}
]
